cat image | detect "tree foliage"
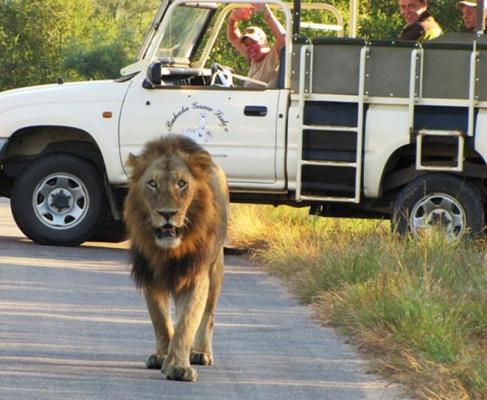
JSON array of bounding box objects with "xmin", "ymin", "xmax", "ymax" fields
[
  {"xmin": 0, "ymin": 0, "xmax": 470, "ymax": 90},
  {"xmin": 0, "ymin": 0, "xmax": 159, "ymax": 90},
  {"xmin": 356, "ymin": 0, "xmax": 464, "ymax": 39}
]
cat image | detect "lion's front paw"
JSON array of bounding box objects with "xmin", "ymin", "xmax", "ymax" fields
[
  {"xmin": 164, "ymin": 365, "xmax": 198, "ymax": 382},
  {"xmin": 190, "ymin": 351, "xmax": 213, "ymax": 366},
  {"xmin": 146, "ymin": 353, "xmax": 166, "ymax": 369}
]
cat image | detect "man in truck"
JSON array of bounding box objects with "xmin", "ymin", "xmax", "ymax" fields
[
  {"xmin": 456, "ymin": 0, "xmax": 487, "ymax": 32},
  {"xmin": 398, "ymin": 0, "xmax": 443, "ymax": 41},
  {"xmin": 227, "ymin": 3, "xmax": 285, "ymax": 88}
]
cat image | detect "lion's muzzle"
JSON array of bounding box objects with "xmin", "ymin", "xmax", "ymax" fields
[
  {"xmin": 154, "ymin": 223, "xmax": 183, "ymax": 249},
  {"xmin": 154, "ymin": 224, "xmax": 182, "ymax": 239}
]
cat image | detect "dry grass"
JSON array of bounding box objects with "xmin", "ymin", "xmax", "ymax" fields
[{"xmin": 228, "ymin": 204, "xmax": 487, "ymax": 400}]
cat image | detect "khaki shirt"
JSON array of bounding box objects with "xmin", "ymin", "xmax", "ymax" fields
[{"xmin": 245, "ymin": 45, "xmax": 280, "ymax": 89}]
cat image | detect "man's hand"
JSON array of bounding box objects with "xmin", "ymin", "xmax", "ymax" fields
[
  {"xmin": 252, "ymin": 3, "xmax": 266, "ymax": 13},
  {"xmin": 230, "ymin": 7, "xmax": 253, "ymax": 22}
]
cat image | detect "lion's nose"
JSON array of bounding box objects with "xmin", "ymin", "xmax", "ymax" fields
[{"xmin": 157, "ymin": 210, "xmax": 177, "ymax": 221}]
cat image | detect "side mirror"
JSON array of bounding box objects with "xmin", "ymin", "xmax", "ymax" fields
[{"xmin": 143, "ymin": 61, "xmax": 162, "ymax": 88}]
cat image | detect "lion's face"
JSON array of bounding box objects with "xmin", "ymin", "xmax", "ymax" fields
[{"xmin": 139, "ymin": 155, "xmax": 196, "ymax": 249}]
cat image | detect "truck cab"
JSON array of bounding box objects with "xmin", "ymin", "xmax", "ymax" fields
[{"xmin": 1, "ymin": 0, "xmax": 486, "ymax": 245}]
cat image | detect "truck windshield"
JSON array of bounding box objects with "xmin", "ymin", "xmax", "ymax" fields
[{"xmin": 156, "ymin": 6, "xmax": 211, "ymax": 60}]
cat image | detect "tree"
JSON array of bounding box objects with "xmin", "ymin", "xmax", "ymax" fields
[
  {"xmin": 356, "ymin": 0, "xmax": 463, "ymax": 39},
  {"xmin": 63, "ymin": 0, "xmax": 161, "ymax": 80},
  {"xmin": 0, "ymin": 0, "xmax": 93, "ymax": 89},
  {"xmin": 0, "ymin": 0, "xmax": 159, "ymax": 90}
]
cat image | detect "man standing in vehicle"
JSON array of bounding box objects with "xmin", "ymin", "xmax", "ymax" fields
[
  {"xmin": 398, "ymin": 0, "xmax": 443, "ymax": 41},
  {"xmin": 456, "ymin": 1, "xmax": 487, "ymax": 32},
  {"xmin": 227, "ymin": 3, "xmax": 285, "ymax": 88}
]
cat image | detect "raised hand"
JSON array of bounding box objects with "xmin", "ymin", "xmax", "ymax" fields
[
  {"xmin": 252, "ymin": 3, "xmax": 266, "ymax": 13},
  {"xmin": 230, "ymin": 7, "xmax": 253, "ymax": 22}
]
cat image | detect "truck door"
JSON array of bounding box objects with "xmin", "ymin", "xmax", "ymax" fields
[{"xmin": 119, "ymin": 73, "xmax": 286, "ymax": 189}]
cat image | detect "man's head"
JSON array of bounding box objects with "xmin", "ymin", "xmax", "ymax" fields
[
  {"xmin": 399, "ymin": 0, "xmax": 428, "ymax": 25},
  {"xmin": 241, "ymin": 26, "xmax": 269, "ymax": 62},
  {"xmin": 457, "ymin": 1, "xmax": 485, "ymax": 31}
]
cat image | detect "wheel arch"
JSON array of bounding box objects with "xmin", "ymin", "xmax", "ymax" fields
[
  {"xmin": 378, "ymin": 141, "xmax": 487, "ymax": 204},
  {"xmin": 2, "ymin": 125, "xmax": 106, "ymax": 177}
]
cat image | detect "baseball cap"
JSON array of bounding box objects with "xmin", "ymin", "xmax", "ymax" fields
[
  {"xmin": 456, "ymin": 1, "xmax": 479, "ymax": 8},
  {"xmin": 241, "ymin": 26, "xmax": 267, "ymax": 43}
]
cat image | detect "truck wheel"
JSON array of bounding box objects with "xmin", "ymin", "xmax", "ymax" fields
[
  {"xmin": 11, "ymin": 154, "xmax": 106, "ymax": 246},
  {"xmin": 391, "ymin": 174, "xmax": 484, "ymax": 241}
]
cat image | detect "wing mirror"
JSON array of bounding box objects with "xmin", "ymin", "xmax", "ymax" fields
[{"xmin": 143, "ymin": 61, "xmax": 162, "ymax": 88}]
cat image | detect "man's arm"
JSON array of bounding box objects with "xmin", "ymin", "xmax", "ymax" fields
[
  {"xmin": 227, "ymin": 8, "xmax": 252, "ymax": 57},
  {"xmin": 255, "ymin": 4, "xmax": 286, "ymax": 51}
]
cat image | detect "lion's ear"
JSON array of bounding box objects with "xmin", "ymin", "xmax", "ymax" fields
[
  {"xmin": 126, "ymin": 153, "xmax": 140, "ymax": 169},
  {"xmin": 188, "ymin": 150, "xmax": 213, "ymax": 176}
]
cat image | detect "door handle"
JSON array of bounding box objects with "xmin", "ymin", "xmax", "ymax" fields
[{"xmin": 244, "ymin": 105, "xmax": 267, "ymax": 117}]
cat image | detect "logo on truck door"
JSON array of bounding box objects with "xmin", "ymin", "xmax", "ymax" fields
[
  {"xmin": 165, "ymin": 102, "xmax": 229, "ymax": 145},
  {"xmin": 183, "ymin": 113, "xmax": 211, "ymax": 144}
]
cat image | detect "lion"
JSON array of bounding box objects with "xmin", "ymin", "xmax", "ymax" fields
[{"xmin": 124, "ymin": 135, "xmax": 229, "ymax": 382}]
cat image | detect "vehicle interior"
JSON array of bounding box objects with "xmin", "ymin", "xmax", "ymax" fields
[{"xmin": 142, "ymin": 1, "xmax": 345, "ymax": 90}]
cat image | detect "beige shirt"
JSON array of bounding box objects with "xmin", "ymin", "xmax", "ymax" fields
[{"xmin": 245, "ymin": 45, "xmax": 280, "ymax": 89}]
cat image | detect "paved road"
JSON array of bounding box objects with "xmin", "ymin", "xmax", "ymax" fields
[{"xmin": 0, "ymin": 199, "xmax": 405, "ymax": 400}]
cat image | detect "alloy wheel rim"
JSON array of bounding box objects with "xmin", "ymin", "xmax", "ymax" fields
[
  {"xmin": 410, "ymin": 193, "xmax": 466, "ymax": 240},
  {"xmin": 33, "ymin": 173, "xmax": 90, "ymax": 230}
]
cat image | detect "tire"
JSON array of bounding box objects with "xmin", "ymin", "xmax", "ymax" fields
[
  {"xmin": 391, "ymin": 174, "xmax": 484, "ymax": 241},
  {"xmin": 11, "ymin": 154, "xmax": 106, "ymax": 246}
]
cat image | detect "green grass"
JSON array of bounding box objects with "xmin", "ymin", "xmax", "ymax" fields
[{"xmin": 228, "ymin": 204, "xmax": 487, "ymax": 400}]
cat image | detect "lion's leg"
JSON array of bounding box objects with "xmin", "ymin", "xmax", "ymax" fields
[
  {"xmin": 191, "ymin": 252, "xmax": 224, "ymax": 366},
  {"xmin": 162, "ymin": 276, "xmax": 209, "ymax": 382},
  {"xmin": 143, "ymin": 287, "xmax": 174, "ymax": 370}
]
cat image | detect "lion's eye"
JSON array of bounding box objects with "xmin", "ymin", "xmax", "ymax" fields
[
  {"xmin": 176, "ymin": 180, "xmax": 187, "ymax": 190},
  {"xmin": 147, "ymin": 180, "xmax": 158, "ymax": 190}
]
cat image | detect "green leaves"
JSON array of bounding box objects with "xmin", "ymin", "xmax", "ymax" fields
[{"xmin": 0, "ymin": 0, "xmax": 159, "ymax": 90}]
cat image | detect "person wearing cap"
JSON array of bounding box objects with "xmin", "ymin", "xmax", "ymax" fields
[
  {"xmin": 456, "ymin": 1, "xmax": 487, "ymax": 32},
  {"xmin": 227, "ymin": 3, "xmax": 285, "ymax": 88},
  {"xmin": 398, "ymin": 0, "xmax": 443, "ymax": 41}
]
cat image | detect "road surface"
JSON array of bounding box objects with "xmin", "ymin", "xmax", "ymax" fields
[{"xmin": 0, "ymin": 199, "xmax": 405, "ymax": 399}]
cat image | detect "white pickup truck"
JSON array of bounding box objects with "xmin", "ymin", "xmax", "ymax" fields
[{"xmin": 1, "ymin": 0, "xmax": 486, "ymax": 245}]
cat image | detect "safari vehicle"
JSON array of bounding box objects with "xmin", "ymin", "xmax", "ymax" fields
[{"xmin": 1, "ymin": 0, "xmax": 487, "ymax": 245}]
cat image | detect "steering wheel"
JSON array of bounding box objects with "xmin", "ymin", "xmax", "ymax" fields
[{"xmin": 210, "ymin": 63, "xmax": 234, "ymax": 88}]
